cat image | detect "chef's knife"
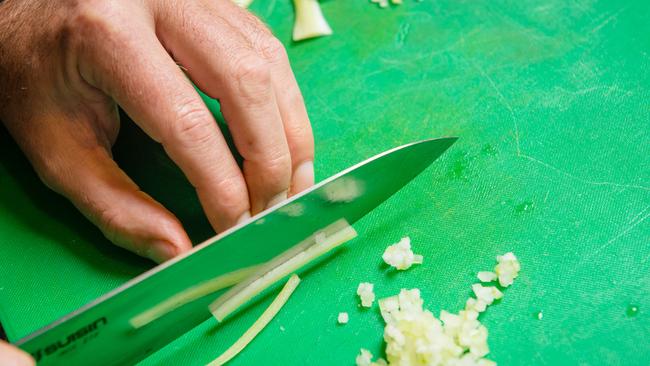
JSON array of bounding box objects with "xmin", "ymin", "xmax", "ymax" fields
[{"xmin": 15, "ymin": 137, "xmax": 457, "ymax": 365}]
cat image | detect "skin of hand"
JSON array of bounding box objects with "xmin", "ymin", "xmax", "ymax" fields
[
  {"xmin": 0, "ymin": 340, "xmax": 34, "ymax": 366},
  {"xmin": 0, "ymin": 0, "xmax": 315, "ymax": 263}
]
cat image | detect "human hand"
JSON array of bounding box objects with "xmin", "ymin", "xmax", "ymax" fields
[
  {"xmin": 0, "ymin": 0, "xmax": 314, "ymax": 262},
  {"xmin": 0, "ymin": 340, "xmax": 34, "ymax": 366}
]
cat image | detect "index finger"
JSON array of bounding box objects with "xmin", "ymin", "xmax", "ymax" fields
[{"xmin": 76, "ymin": 9, "xmax": 251, "ymax": 231}]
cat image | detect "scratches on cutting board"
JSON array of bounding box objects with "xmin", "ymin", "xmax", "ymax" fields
[
  {"xmin": 547, "ymin": 85, "xmax": 636, "ymax": 109},
  {"xmin": 470, "ymin": 60, "xmax": 522, "ymax": 156},
  {"xmin": 590, "ymin": 6, "xmax": 629, "ymax": 35},
  {"xmin": 599, "ymin": 208, "xmax": 649, "ymax": 249},
  {"xmin": 396, "ymin": 22, "xmax": 411, "ymax": 48},
  {"xmin": 575, "ymin": 205, "xmax": 650, "ymax": 267},
  {"xmin": 379, "ymin": 28, "xmax": 480, "ymax": 67},
  {"xmin": 312, "ymin": 94, "xmax": 345, "ymax": 124},
  {"xmin": 627, "ymin": 205, "xmax": 650, "ymax": 225},
  {"xmin": 264, "ymin": 0, "xmax": 277, "ymax": 18},
  {"xmin": 470, "ymin": 61, "xmax": 650, "ymax": 193},
  {"xmin": 519, "ymin": 154, "xmax": 650, "ymax": 192}
]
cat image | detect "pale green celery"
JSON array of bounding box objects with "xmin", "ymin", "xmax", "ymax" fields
[
  {"xmin": 208, "ymin": 274, "xmax": 301, "ymax": 366},
  {"xmin": 129, "ymin": 265, "xmax": 260, "ymax": 329},
  {"xmin": 209, "ymin": 219, "xmax": 356, "ymax": 322},
  {"xmin": 232, "ymin": 0, "xmax": 253, "ymax": 7},
  {"xmin": 292, "ymin": 0, "xmax": 333, "ymax": 41}
]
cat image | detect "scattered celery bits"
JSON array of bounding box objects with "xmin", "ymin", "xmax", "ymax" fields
[
  {"xmin": 495, "ymin": 252, "xmax": 520, "ymax": 287},
  {"xmin": 382, "ymin": 237, "xmax": 422, "ymax": 270},
  {"xmin": 338, "ymin": 312, "xmax": 349, "ymax": 324},
  {"xmin": 356, "ymin": 349, "xmax": 373, "ymax": 366},
  {"xmin": 370, "ymin": 0, "xmax": 407, "ymax": 8},
  {"xmin": 370, "ymin": 0, "xmax": 390, "ymax": 8},
  {"xmin": 477, "ymin": 271, "xmax": 497, "ymax": 283},
  {"xmin": 356, "ymin": 348, "xmax": 387, "ymax": 366},
  {"xmin": 357, "ymin": 282, "xmax": 376, "ymax": 307}
]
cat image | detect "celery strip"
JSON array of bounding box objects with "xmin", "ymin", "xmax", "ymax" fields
[{"xmin": 208, "ymin": 274, "xmax": 301, "ymax": 366}]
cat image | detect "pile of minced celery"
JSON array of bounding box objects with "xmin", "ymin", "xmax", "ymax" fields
[{"xmin": 352, "ymin": 237, "xmax": 520, "ymax": 366}]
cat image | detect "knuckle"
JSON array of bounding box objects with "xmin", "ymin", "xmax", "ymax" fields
[
  {"xmin": 288, "ymin": 130, "xmax": 315, "ymax": 158},
  {"xmin": 213, "ymin": 176, "xmax": 248, "ymax": 213},
  {"xmin": 229, "ymin": 54, "xmax": 273, "ymax": 105},
  {"xmin": 287, "ymin": 89, "xmax": 307, "ymax": 110},
  {"xmin": 169, "ymin": 102, "xmax": 215, "ymax": 146},
  {"xmin": 96, "ymin": 205, "xmax": 121, "ymax": 236},
  {"xmin": 33, "ymin": 156, "xmax": 65, "ymax": 193},
  {"xmin": 258, "ymin": 36, "xmax": 287, "ymax": 63},
  {"xmin": 232, "ymin": 54, "xmax": 271, "ymax": 86},
  {"xmin": 94, "ymin": 206, "xmax": 133, "ymax": 249},
  {"xmin": 258, "ymin": 151, "xmax": 292, "ymax": 186},
  {"xmin": 63, "ymin": 0, "xmax": 123, "ymax": 47},
  {"xmin": 286, "ymin": 122, "xmax": 312, "ymax": 144}
]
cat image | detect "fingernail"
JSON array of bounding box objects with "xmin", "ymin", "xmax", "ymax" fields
[
  {"xmin": 292, "ymin": 161, "xmax": 314, "ymax": 193},
  {"xmin": 237, "ymin": 211, "xmax": 251, "ymax": 225},
  {"xmin": 146, "ymin": 241, "xmax": 178, "ymax": 263},
  {"xmin": 267, "ymin": 190, "xmax": 288, "ymax": 209}
]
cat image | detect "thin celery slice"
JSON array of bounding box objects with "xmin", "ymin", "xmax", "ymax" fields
[
  {"xmin": 129, "ymin": 265, "xmax": 260, "ymax": 329},
  {"xmin": 208, "ymin": 274, "xmax": 301, "ymax": 366},
  {"xmin": 210, "ymin": 219, "xmax": 356, "ymax": 322}
]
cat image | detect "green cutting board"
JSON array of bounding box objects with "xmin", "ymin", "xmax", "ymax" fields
[{"xmin": 1, "ymin": 0, "xmax": 649, "ymax": 364}]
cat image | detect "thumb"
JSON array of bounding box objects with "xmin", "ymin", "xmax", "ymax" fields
[
  {"xmin": 0, "ymin": 341, "xmax": 34, "ymax": 366},
  {"xmin": 44, "ymin": 142, "xmax": 193, "ymax": 263},
  {"xmin": 12, "ymin": 111, "xmax": 193, "ymax": 263}
]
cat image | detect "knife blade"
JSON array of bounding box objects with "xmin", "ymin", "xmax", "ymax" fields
[{"xmin": 15, "ymin": 137, "xmax": 457, "ymax": 365}]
